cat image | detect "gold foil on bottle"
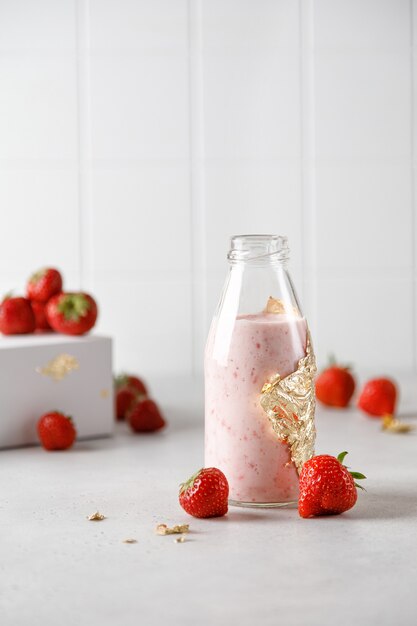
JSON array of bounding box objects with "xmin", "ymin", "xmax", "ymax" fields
[
  {"xmin": 260, "ymin": 330, "xmax": 317, "ymax": 474},
  {"xmin": 36, "ymin": 353, "xmax": 79, "ymax": 381}
]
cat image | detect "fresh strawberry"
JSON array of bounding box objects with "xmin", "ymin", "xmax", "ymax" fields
[
  {"xmin": 115, "ymin": 374, "xmax": 147, "ymax": 396},
  {"xmin": 298, "ymin": 451, "xmax": 366, "ymax": 518},
  {"xmin": 357, "ymin": 378, "xmax": 397, "ymax": 417},
  {"xmin": 26, "ymin": 268, "xmax": 62, "ymax": 303},
  {"xmin": 37, "ymin": 411, "xmax": 76, "ymax": 451},
  {"xmin": 315, "ymin": 361, "xmax": 355, "ymax": 408},
  {"xmin": 116, "ymin": 387, "xmax": 137, "ymax": 421},
  {"xmin": 46, "ymin": 292, "xmax": 98, "ymax": 335},
  {"xmin": 127, "ymin": 398, "xmax": 165, "ymax": 432},
  {"xmin": 30, "ymin": 300, "xmax": 52, "ymax": 331},
  {"xmin": 0, "ymin": 296, "xmax": 36, "ymax": 334},
  {"xmin": 179, "ymin": 467, "xmax": 229, "ymax": 519}
]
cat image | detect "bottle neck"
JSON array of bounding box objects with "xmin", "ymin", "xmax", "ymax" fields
[{"xmin": 227, "ymin": 234, "xmax": 290, "ymax": 267}]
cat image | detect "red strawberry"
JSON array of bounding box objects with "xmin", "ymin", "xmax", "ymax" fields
[
  {"xmin": 27, "ymin": 268, "xmax": 62, "ymax": 303},
  {"xmin": 298, "ymin": 451, "xmax": 366, "ymax": 518},
  {"xmin": 0, "ymin": 296, "xmax": 36, "ymax": 334},
  {"xmin": 179, "ymin": 467, "xmax": 229, "ymax": 519},
  {"xmin": 37, "ymin": 411, "xmax": 76, "ymax": 451},
  {"xmin": 115, "ymin": 374, "xmax": 147, "ymax": 396},
  {"xmin": 116, "ymin": 387, "xmax": 137, "ymax": 421},
  {"xmin": 357, "ymin": 378, "xmax": 397, "ymax": 417},
  {"xmin": 30, "ymin": 300, "xmax": 52, "ymax": 331},
  {"xmin": 315, "ymin": 362, "xmax": 355, "ymax": 408},
  {"xmin": 46, "ymin": 292, "xmax": 98, "ymax": 335},
  {"xmin": 128, "ymin": 398, "xmax": 165, "ymax": 432}
]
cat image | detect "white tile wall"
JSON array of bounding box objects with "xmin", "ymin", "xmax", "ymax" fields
[
  {"xmin": 0, "ymin": 56, "xmax": 78, "ymax": 161},
  {"xmin": 0, "ymin": 0, "xmax": 415, "ymax": 379}
]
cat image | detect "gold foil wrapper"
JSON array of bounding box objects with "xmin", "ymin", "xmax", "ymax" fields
[
  {"xmin": 260, "ymin": 330, "xmax": 317, "ymax": 473},
  {"xmin": 36, "ymin": 353, "xmax": 79, "ymax": 381}
]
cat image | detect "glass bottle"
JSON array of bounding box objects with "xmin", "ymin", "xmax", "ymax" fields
[{"xmin": 204, "ymin": 234, "xmax": 317, "ymax": 507}]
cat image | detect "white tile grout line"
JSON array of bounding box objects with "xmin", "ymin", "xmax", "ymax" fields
[
  {"xmin": 75, "ymin": 0, "xmax": 94, "ymax": 293},
  {"xmin": 188, "ymin": 0, "xmax": 207, "ymax": 377},
  {"xmin": 299, "ymin": 0, "xmax": 318, "ymax": 337},
  {"xmin": 411, "ymin": 0, "xmax": 417, "ymax": 372}
]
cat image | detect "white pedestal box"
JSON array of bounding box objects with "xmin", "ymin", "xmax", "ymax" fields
[{"xmin": 0, "ymin": 334, "xmax": 113, "ymax": 449}]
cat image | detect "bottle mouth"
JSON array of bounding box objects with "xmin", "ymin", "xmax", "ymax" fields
[{"xmin": 227, "ymin": 234, "xmax": 289, "ymax": 264}]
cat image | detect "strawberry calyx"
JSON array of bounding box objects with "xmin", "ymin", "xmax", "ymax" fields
[
  {"xmin": 51, "ymin": 410, "xmax": 73, "ymax": 421},
  {"xmin": 29, "ymin": 268, "xmax": 46, "ymax": 284},
  {"xmin": 327, "ymin": 354, "xmax": 352, "ymax": 371},
  {"xmin": 115, "ymin": 374, "xmax": 130, "ymax": 388},
  {"xmin": 337, "ymin": 451, "xmax": 367, "ymax": 491},
  {"xmin": 179, "ymin": 468, "xmax": 203, "ymax": 495},
  {"xmin": 57, "ymin": 294, "xmax": 91, "ymax": 321},
  {"xmin": 2, "ymin": 291, "xmax": 14, "ymax": 302}
]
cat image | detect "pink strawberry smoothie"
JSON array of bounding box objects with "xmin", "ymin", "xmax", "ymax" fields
[{"xmin": 205, "ymin": 311, "xmax": 307, "ymax": 504}]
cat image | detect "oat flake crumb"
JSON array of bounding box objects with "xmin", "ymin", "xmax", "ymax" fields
[
  {"xmin": 156, "ymin": 523, "xmax": 189, "ymax": 535},
  {"xmin": 87, "ymin": 511, "xmax": 106, "ymax": 521}
]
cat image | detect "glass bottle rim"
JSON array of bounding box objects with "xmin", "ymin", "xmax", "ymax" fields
[{"xmin": 227, "ymin": 234, "xmax": 289, "ymax": 264}]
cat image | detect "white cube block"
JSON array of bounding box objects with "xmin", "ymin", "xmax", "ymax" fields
[{"xmin": 0, "ymin": 334, "xmax": 113, "ymax": 449}]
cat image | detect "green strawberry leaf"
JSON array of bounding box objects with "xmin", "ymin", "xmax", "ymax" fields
[
  {"xmin": 354, "ymin": 482, "xmax": 366, "ymax": 491},
  {"xmin": 337, "ymin": 451, "xmax": 367, "ymax": 490},
  {"xmin": 350, "ymin": 471, "xmax": 366, "ymax": 480},
  {"xmin": 337, "ymin": 451, "xmax": 348, "ymax": 464}
]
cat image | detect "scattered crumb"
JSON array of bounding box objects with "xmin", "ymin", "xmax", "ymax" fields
[
  {"xmin": 123, "ymin": 539, "xmax": 137, "ymax": 544},
  {"xmin": 87, "ymin": 511, "xmax": 106, "ymax": 521},
  {"xmin": 174, "ymin": 535, "xmax": 186, "ymax": 543},
  {"xmin": 156, "ymin": 523, "xmax": 189, "ymax": 536},
  {"xmin": 382, "ymin": 415, "xmax": 414, "ymax": 434}
]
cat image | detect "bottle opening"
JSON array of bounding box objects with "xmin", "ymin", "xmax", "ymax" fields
[{"xmin": 228, "ymin": 234, "xmax": 289, "ymax": 264}]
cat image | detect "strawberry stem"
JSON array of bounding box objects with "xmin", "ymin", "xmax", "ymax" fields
[
  {"xmin": 328, "ymin": 353, "xmax": 337, "ymax": 366},
  {"xmin": 327, "ymin": 356, "xmax": 352, "ymax": 370}
]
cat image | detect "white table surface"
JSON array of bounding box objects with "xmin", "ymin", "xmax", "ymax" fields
[{"xmin": 1, "ymin": 376, "xmax": 416, "ymax": 626}]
